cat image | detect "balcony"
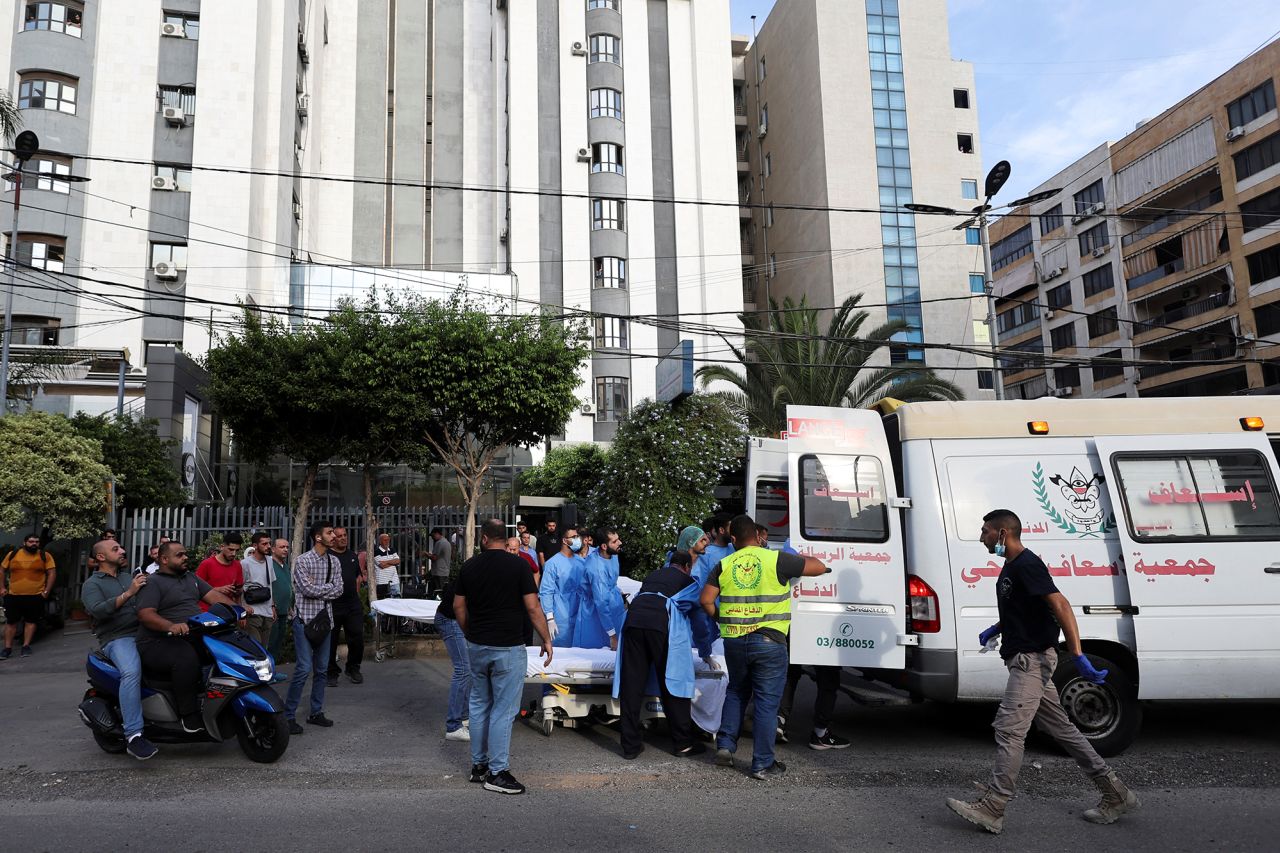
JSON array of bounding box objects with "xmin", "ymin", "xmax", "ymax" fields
[
  {"xmin": 1121, "ymin": 184, "xmax": 1222, "ymax": 248},
  {"xmin": 1123, "ymin": 213, "xmax": 1227, "ymax": 292},
  {"xmin": 1127, "ymin": 257, "xmax": 1184, "ymax": 290},
  {"xmin": 1139, "ymin": 343, "xmax": 1238, "ymax": 380},
  {"xmin": 1132, "ymin": 290, "xmax": 1229, "ymax": 335}
]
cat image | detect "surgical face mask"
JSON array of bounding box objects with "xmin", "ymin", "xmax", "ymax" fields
[
  {"xmin": 994, "ymin": 536, "xmax": 1006, "ymax": 558},
  {"xmin": 569, "ymin": 536, "xmax": 583, "ymax": 553}
]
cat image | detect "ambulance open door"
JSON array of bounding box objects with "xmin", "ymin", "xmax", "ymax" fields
[{"xmin": 785, "ymin": 405, "xmax": 908, "ymax": 669}]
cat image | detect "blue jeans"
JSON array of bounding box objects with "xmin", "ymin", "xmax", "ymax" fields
[
  {"xmin": 435, "ymin": 612, "xmax": 471, "ymax": 732},
  {"xmin": 716, "ymin": 632, "xmax": 790, "ymax": 773},
  {"xmin": 466, "ymin": 643, "xmax": 526, "ymax": 773},
  {"xmin": 285, "ymin": 617, "xmax": 332, "ymax": 720},
  {"xmin": 103, "ymin": 637, "xmax": 144, "ymax": 739}
]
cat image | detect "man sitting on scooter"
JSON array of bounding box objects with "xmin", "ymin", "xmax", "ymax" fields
[
  {"xmin": 80, "ymin": 538, "xmax": 157, "ymax": 760},
  {"xmin": 135, "ymin": 542, "xmax": 247, "ymax": 734}
]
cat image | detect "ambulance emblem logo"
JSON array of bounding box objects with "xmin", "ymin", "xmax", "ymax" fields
[{"xmin": 1032, "ymin": 463, "xmax": 1114, "ymax": 538}]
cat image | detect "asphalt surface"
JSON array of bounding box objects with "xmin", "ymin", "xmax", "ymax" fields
[{"xmin": 1, "ymin": 623, "xmax": 1277, "ymax": 851}]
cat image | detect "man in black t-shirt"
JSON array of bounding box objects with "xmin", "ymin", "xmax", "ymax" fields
[
  {"xmin": 327, "ymin": 527, "xmax": 367, "ymax": 685},
  {"xmin": 454, "ymin": 518, "xmax": 553, "ymax": 796},
  {"xmin": 946, "ymin": 509, "xmax": 1139, "ymax": 835},
  {"xmin": 535, "ymin": 518, "xmax": 561, "ymax": 570}
]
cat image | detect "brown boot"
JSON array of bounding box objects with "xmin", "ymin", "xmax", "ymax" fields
[
  {"xmin": 947, "ymin": 789, "xmax": 1009, "ymax": 835},
  {"xmin": 1083, "ymin": 771, "xmax": 1139, "ymax": 824}
]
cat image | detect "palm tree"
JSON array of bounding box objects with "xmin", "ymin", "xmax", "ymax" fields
[
  {"xmin": 0, "ymin": 89, "xmax": 21, "ymax": 144},
  {"xmin": 697, "ymin": 294, "xmax": 963, "ymax": 436}
]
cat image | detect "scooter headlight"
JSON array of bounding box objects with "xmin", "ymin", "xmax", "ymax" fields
[{"xmin": 253, "ymin": 660, "xmax": 273, "ymax": 682}]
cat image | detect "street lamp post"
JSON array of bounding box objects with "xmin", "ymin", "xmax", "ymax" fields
[
  {"xmin": 0, "ymin": 131, "xmax": 40, "ymax": 413},
  {"xmin": 906, "ymin": 161, "xmax": 1060, "ymax": 402}
]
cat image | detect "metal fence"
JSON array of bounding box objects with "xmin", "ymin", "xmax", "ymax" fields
[{"xmin": 122, "ymin": 504, "xmax": 515, "ymax": 575}]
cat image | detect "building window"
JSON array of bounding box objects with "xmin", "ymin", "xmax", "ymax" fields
[
  {"xmin": 965, "ymin": 227, "xmax": 981, "ymax": 245},
  {"xmin": 20, "ymin": 234, "xmax": 66, "ymax": 272},
  {"xmin": 1078, "ymin": 222, "xmax": 1109, "ymax": 255},
  {"xmin": 953, "ymin": 89, "xmax": 970, "ymax": 109},
  {"xmin": 1240, "ymin": 185, "xmax": 1280, "ymax": 232},
  {"xmin": 593, "ymin": 316, "xmax": 628, "ymax": 349},
  {"xmin": 991, "ymin": 224, "xmax": 1033, "ymax": 271},
  {"xmin": 977, "ymin": 369, "xmax": 993, "ymax": 390},
  {"xmin": 1000, "ymin": 338, "xmax": 1044, "ymax": 371},
  {"xmin": 589, "ymin": 87, "xmax": 623, "ymax": 120},
  {"xmin": 11, "ymin": 315, "xmax": 60, "ymax": 346},
  {"xmin": 587, "ymin": 0, "xmax": 618, "ymax": 9},
  {"xmin": 1039, "ymin": 204, "xmax": 1063, "ymax": 235},
  {"xmin": 1046, "ymin": 282, "xmax": 1071, "ymax": 309},
  {"xmin": 23, "ymin": 2, "xmax": 83, "ymax": 36},
  {"xmin": 1049, "ymin": 322, "xmax": 1077, "ymax": 351},
  {"xmin": 162, "ymin": 11, "xmax": 199, "ymax": 39},
  {"xmin": 969, "ymin": 273, "xmax": 986, "ymax": 294},
  {"xmin": 957, "ymin": 133, "xmax": 974, "ymax": 154},
  {"xmin": 589, "ymin": 34, "xmax": 620, "ymax": 65},
  {"xmin": 961, "ymin": 179, "xmax": 979, "ymax": 199},
  {"xmin": 1054, "ymin": 364, "xmax": 1081, "ymax": 389},
  {"xmin": 1082, "ymin": 265, "xmax": 1114, "ymax": 297},
  {"xmin": 595, "ymin": 377, "xmax": 629, "ymax": 422},
  {"xmin": 1227, "ymin": 79, "xmax": 1276, "ymax": 129},
  {"xmin": 153, "ymin": 163, "xmax": 193, "ymax": 191},
  {"xmin": 591, "ymin": 142, "xmax": 623, "ymax": 175},
  {"xmin": 1073, "ymin": 179, "xmax": 1106, "ymax": 214},
  {"xmin": 1093, "ymin": 350, "xmax": 1124, "ymax": 383},
  {"xmin": 1247, "ymin": 242, "xmax": 1280, "ymax": 284},
  {"xmin": 1234, "ymin": 132, "xmax": 1280, "ymax": 181},
  {"xmin": 591, "ymin": 198, "xmax": 624, "ymax": 231},
  {"xmin": 765, "ymin": 204, "xmax": 775, "ymax": 228},
  {"xmin": 763, "ymin": 153, "xmax": 772, "ymax": 178},
  {"xmin": 1087, "ymin": 306, "xmax": 1119, "ymax": 338},
  {"xmin": 4, "ymin": 156, "xmax": 72, "ymax": 194},
  {"xmin": 758, "ymin": 57, "xmax": 766, "ymax": 80},
  {"xmin": 768, "ymin": 253, "xmax": 777, "ymax": 278},
  {"xmin": 158, "ymin": 85, "xmax": 196, "ymax": 116},
  {"xmin": 593, "ymin": 256, "xmax": 625, "ymax": 289},
  {"xmin": 150, "ymin": 242, "xmax": 188, "ymax": 269},
  {"xmin": 996, "ymin": 299, "xmax": 1039, "ymax": 335},
  {"xmin": 17, "ymin": 73, "xmax": 78, "ymax": 114},
  {"xmin": 760, "ymin": 104, "xmax": 769, "ymax": 133}
]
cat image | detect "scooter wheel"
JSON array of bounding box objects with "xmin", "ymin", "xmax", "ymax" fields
[
  {"xmin": 236, "ymin": 711, "xmax": 290, "ymax": 763},
  {"xmin": 92, "ymin": 730, "xmax": 127, "ymax": 754}
]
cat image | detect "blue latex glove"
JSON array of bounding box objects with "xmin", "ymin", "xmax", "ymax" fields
[
  {"xmin": 977, "ymin": 624, "xmax": 1000, "ymax": 647},
  {"xmin": 1073, "ymin": 654, "xmax": 1108, "ymax": 684}
]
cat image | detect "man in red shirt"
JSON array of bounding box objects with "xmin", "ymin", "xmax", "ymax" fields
[{"xmin": 196, "ymin": 532, "xmax": 244, "ymax": 611}]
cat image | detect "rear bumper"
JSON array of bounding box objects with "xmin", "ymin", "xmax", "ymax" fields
[{"xmin": 905, "ymin": 646, "xmax": 958, "ymax": 702}]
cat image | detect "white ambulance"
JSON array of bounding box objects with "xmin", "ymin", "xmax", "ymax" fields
[{"xmin": 746, "ymin": 398, "xmax": 1280, "ymax": 755}]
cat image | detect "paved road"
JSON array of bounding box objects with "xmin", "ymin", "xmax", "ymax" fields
[{"xmin": 1, "ymin": 625, "xmax": 1277, "ymax": 851}]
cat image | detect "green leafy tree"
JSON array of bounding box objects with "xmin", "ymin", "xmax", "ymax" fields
[
  {"xmin": 518, "ymin": 442, "xmax": 608, "ymax": 509},
  {"xmin": 380, "ymin": 292, "xmax": 589, "ymax": 556},
  {"xmin": 205, "ymin": 312, "xmax": 351, "ymax": 555},
  {"xmin": 588, "ymin": 395, "xmax": 745, "ymax": 578},
  {"xmin": 0, "ymin": 89, "xmax": 20, "ymax": 144},
  {"xmin": 697, "ymin": 294, "xmax": 963, "ymax": 436},
  {"xmin": 69, "ymin": 413, "xmax": 183, "ymax": 509},
  {"xmin": 0, "ymin": 411, "xmax": 112, "ymax": 537}
]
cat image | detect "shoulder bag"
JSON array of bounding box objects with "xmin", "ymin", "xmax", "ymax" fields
[{"xmin": 303, "ymin": 555, "xmax": 334, "ymax": 646}]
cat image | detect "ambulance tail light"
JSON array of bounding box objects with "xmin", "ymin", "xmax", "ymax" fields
[
  {"xmin": 907, "ymin": 574, "xmax": 940, "ymax": 633},
  {"xmin": 1241, "ymin": 416, "xmax": 1265, "ymax": 431}
]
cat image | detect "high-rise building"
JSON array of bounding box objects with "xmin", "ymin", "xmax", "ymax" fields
[
  {"xmin": 735, "ymin": 0, "xmax": 990, "ymax": 397},
  {"xmin": 989, "ymin": 39, "xmax": 1280, "ymax": 399},
  {"xmin": 1, "ymin": 0, "xmax": 743, "ymax": 443}
]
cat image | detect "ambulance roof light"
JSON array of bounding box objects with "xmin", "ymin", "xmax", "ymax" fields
[
  {"xmin": 1028, "ymin": 421, "xmax": 1050, "ymax": 435},
  {"xmin": 1241, "ymin": 416, "xmax": 1265, "ymax": 431}
]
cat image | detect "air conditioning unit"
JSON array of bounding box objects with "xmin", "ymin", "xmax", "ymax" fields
[
  {"xmin": 297, "ymin": 94, "xmax": 309, "ymax": 117},
  {"xmin": 1042, "ymin": 266, "xmax": 1064, "ymax": 281},
  {"xmin": 298, "ymin": 29, "xmax": 310, "ymax": 64},
  {"xmin": 1046, "ymin": 309, "xmax": 1056, "ymax": 319},
  {"xmin": 293, "ymin": 201, "xmax": 303, "ymax": 220},
  {"xmin": 153, "ymin": 262, "xmax": 179, "ymax": 280},
  {"xmin": 576, "ymin": 147, "xmax": 592, "ymax": 163},
  {"xmin": 571, "ymin": 41, "xmax": 587, "ymax": 56},
  {"xmin": 580, "ymin": 401, "xmax": 596, "ymax": 415},
  {"xmin": 1088, "ymin": 201, "xmax": 1104, "ymax": 216},
  {"xmin": 1054, "ymin": 386, "xmax": 1074, "ymax": 398},
  {"xmin": 162, "ymin": 106, "xmax": 186, "ymax": 126},
  {"xmin": 499, "ymin": 227, "xmax": 509, "ymax": 244},
  {"xmin": 758, "ymin": 122, "xmax": 768, "ymax": 138},
  {"xmin": 1226, "ymin": 125, "xmax": 1246, "ymax": 141},
  {"xmin": 1092, "ymin": 245, "xmax": 1109, "ymax": 258},
  {"xmin": 152, "ymin": 176, "xmax": 177, "ymax": 191},
  {"xmin": 160, "ymin": 22, "xmax": 186, "ymax": 38}
]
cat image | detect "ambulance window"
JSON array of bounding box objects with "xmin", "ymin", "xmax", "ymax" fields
[
  {"xmin": 1113, "ymin": 451, "xmax": 1280, "ymax": 540},
  {"xmin": 753, "ymin": 479, "xmax": 789, "ymax": 539},
  {"xmin": 799, "ymin": 454, "xmax": 888, "ymax": 543}
]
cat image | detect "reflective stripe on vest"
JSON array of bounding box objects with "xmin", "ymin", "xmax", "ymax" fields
[{"xmin": 716, "ymin": 546, "xmax": 792, "ymax": 638}]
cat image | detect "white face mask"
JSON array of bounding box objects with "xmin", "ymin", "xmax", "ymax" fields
[{"xmin": 569, "ymin": 537, "xmax": 583, "ymax": 553}]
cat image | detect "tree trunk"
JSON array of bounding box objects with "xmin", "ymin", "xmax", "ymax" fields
[
  {"xmin": 458, "ymin": 471, "xmax": 485, "ymax": 559},
  {"xmin": 364, "ymin": 465, "xmax": 378, "ymax": 605},
  {"xmin": 291, "ymin": 463, "xmax": 318, "ymax": 558}
]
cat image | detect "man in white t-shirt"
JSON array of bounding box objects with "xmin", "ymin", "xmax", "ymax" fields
[{"xmin": 373, "ymin": 533, "xmax": 401, "ymax": 598}]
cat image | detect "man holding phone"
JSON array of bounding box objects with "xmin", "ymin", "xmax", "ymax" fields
[{"xmin": 196, "ymin": 532, "xmax": 244, "ymax": 612}]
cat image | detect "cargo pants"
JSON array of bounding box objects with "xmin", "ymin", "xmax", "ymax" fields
[{"xmin": 989, "ymin": 648, "xmax": 1110, "ymax": 799}]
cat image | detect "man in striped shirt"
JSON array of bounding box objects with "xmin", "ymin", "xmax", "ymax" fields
[{"xmin": 286, "ymin": 521, "xmax": 344, "ymax": 735}]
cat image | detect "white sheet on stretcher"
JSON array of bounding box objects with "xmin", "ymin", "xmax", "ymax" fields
[
  {"xmin": 526, "ymin": 639, "xmax": 728, "ymax": 733},
  {"xmin": 370, "ymin": 598, "xmax": 440, "ymax": 622}
]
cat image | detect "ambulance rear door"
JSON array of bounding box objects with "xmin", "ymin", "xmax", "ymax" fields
[{"xmin": 785, "ymin": 405, "xmax": 908, "ymax": 669}]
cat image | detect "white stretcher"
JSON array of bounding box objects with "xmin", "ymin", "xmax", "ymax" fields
[{"xmin": 370, "ymin": 598, "xmax": 440, "ymax": 661}]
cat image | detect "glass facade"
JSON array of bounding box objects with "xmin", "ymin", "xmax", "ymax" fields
[{"xmin": 866, "ymin": 0, "xmax": 923, "ymax": 363}]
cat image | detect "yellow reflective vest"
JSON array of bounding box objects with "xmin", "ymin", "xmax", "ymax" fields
[{"xmin": 716, "ymin": 546, "xmax": 792, "ymax": 638}]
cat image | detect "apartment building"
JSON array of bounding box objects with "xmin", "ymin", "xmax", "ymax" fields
[
  {"xmin": 1, "ymin": 0, "xmax": 743, "ymax": 445},
  {"xmin": 990, "ymin": 39, "xmax": 1280, "ymax": 399},
  {"xmin": 735, "ymin": 0, "xmax": 991, "ymax": 397}
]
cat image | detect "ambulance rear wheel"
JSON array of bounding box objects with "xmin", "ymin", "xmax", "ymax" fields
[{"xmin": 1053, "ymin": 653, "xmax": 1141, "ymax": 758}]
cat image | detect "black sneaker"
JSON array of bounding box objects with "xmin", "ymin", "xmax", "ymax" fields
[
  {"xmin": 181, "ymin": 715, "xmax": 205, "ymax": 734},
  {"xmin": 483, "ymin": 769, "xmax": 526, "ymax": 795},
  {"xmin": 0, "ymin": 648, "xmax": 10, "ymax": 660},
  {"xmin": 326, "ymin": 672, "xmax": 340, "ymax": 687},
  {"xmin": 19, "ymin": 645, "xmax": 31, "ymax": 657},
  {"xmin": 749, "ymin": 760, "xmax": 787, "ymax": 780},
  {"xmin": 347, "ymin": 668, "xmax": 364, "ymax": 684},
  {"xmin": 469, "ymin": 763, "xmax": 489, "ymax": 783},
  {"xmin": 675, "ymin": 742, "xmax": 707, "ymax": 757},
  {"xmin": 307, "ymin": 713, "xmax": 334, "ymax": 727},
  {"xmin": 288, "ymin": 720, "xmax": 305, "ymax": 735},
  {"xmin": 776, "ymin": 714, "xmax": 789, "ymax": 744},
  {"xmin": 126, "ymin": 735, "xmax": 158, "ymax": 761},
  {"xmin": 810, "ymin": 730, "xmax": 851, "ymax": 750}
]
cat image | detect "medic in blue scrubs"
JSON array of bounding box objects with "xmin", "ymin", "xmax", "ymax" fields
[
  {"xmin": 538, "ymin": 525, "xmax": 586, "ymax": 648},
  {"xmin": 573, "ymin": 527, "xmax": 626, "ymax": 649}
]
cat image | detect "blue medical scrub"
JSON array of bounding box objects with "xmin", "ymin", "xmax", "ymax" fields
[
  {"xmin": 573, "ymin": 550, "xmax": 625, "ymax": 649},
  {"xmin": 539, "ymin": 552, "xmax": 584, "ymax": 648}
]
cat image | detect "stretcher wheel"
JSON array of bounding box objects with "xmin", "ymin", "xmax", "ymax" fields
[
  {"xmin": 375, "ymin": 649, "xmax": 387, "ymax": 662},
  {"xmin": 541, "ymin": 717, "xmax": 555, "ymax": 737}
]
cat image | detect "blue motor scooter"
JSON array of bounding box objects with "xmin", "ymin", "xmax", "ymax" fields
[{"xmin": 78, "ymin": 604, "xmax": 290, "ymax": 763}]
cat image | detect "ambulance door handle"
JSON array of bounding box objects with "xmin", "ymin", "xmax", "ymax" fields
[{"xmin": 1265, "ymin": 565, "xmax": 1280, "ymax": 574}]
